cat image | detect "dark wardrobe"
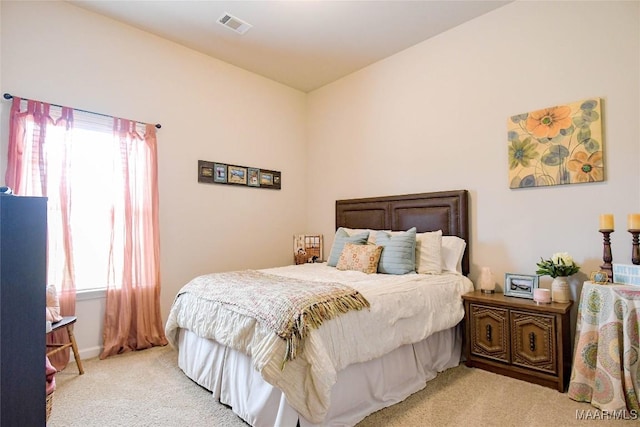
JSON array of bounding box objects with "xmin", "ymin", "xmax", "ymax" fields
[{"xmin": 0, "ymin": 195, "xmax": 47, "ymax": 426}]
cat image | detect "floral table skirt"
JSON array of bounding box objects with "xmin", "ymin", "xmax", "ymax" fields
[{"xmin": 568, "ymin": 282, "xmax": 640, "ymax": 411}]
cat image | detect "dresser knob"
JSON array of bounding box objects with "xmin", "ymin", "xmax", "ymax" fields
[
  {"xmin": 529, "ymin": 332, "xmax": 536, "ymax": 351},
  {"xmin": 486, "ymin": 324, "xmax": 492, "ymax": 341}
]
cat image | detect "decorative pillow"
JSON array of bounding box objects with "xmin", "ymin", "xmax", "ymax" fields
[
  {"xmin": 442, "ymin": 235, "xmax": 466, "ymax": 274},
  {"xmin": 45, "ymin": 284, "xmax": 63, "ymax": 323},
  {"xmin": 375, "ymin": 227, "xmax": 417, "ymax": 275},
  {"xmin": 336, "ymin": 243, "xmax": 383, "ymax": 274},
  {"xmin": 327, "ymin": 228, "xmax": 370, "ymax": 267},
  {"xmin": 343, "ymin": 228, "xmax": 388, "ymax": 245},
  {"xmin": 415, "ymin": 230, "xmax": 443, "ymax": 274}
]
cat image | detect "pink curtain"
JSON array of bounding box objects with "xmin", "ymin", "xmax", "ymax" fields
[
  {"xmin": 6, "ymin": 97, "xmax": 76, "ymax": 370},
  {"xmin": 100, "ymin": 120, "xmax": 167, "ymax": 358},
  {"xmin": 6, "ymin": 97, "xmax": 167, "ymax": 365}
]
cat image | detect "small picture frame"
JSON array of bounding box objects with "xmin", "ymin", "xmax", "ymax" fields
[
  {"xmin": 248, "ymin": 167, "xmax": 260, "ymax": 187},
  {"xmin": 214, "ymin": 163, "xmax": 227, "ymax": 183},
  {"xmin": 293, "ymin": 234, "xmax": 323, "ymax": 265},
  {"xmin": 612, "ymin": 263, "xmax": 640, "ymax": 286},
  {"xmin": 259, "ymin": 169, "xmax": 282, "ymax": 190},
  {"xmin": 590, "ymin": 270, "xmax": 609, "ymax": 284},
  {"xmin": 504, "ymin": 273, "xmax": 538, "ymax": 299},
  {"xmin": 201, "ymin": 166, "xmax": 213, "ymax": 177},
  {"xmin": 197, "ymin": 160, "xmax": 215, "ymax": 183},
  {"xmin": 228, "ymin": 165, "xmax": 248, "ymax": 185},
  {"xmin": 260, "ymin": 171, "xmax": 273, "ymax": 186}
]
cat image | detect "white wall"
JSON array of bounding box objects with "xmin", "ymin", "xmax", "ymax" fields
[
  {"xmin": 1, "ymin": 0, "xmax": 639, "ymax": 359},
  {"xmin": 306, "ymin": 0, "xmax": 640, "ymax": 320},
  {"xmin": 1, "ymin": 1, "xmax": 307, "ymax": 359}
]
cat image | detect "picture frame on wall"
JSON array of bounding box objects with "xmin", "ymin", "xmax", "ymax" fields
[
  {"xmin": 198, "ymin": 160, "xmax": 281, "ymax": 190},
  {"xmin": 197, "ymin": 160, "xmax": 215, "ymax": 184},
  {"xmin": 260, "ymin": 171, "xmax": 273, "ymax": 186},
  {"xmin": 213, "ymin": 163, "xmax": 227, "ymax": 183},
  {"xmin": 507, "ymin": 98, "xmax": 604, "ymax": 189},
  {"xmin": 201, "ymin": 166, "xmax": 213, "ymax": 177},
  {"xmin": 260, "ymin": 169, "xmax": 282, "ymax": 190},
  {"xmin": 504, "ymin": 273, "xmax": 538, "ymax": 299},
  {"xmin": 248, "ymin": 167, "xmax": 260, "ymax": 187},
  {"xmin": 227, "ymin": 165, "xmax": 248, "ymax": 185}
]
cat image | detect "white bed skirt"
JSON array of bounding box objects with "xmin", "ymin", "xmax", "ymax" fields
[{"xmin": 177, "ymin": 325, "xmax": 462, "ymax": 427}]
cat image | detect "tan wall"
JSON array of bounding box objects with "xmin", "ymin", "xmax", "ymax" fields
[
  {"xmin": 1, "ymin": 0, "xmax": 639, "ymax": 358},
  {"xmin": 307, "ymin": 0, "xmax": 640, "ymax": 303},
  {"xmin": 0, "ymin": 1, "xmax": 307, "ymax": 358}
]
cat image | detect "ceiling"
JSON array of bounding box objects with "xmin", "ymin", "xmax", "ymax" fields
[{"xmin": 69, "ymin": 1, "xmax": 511, "ymax": 93}]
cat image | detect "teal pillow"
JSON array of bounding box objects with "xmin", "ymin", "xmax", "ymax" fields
[
  {"xmin": 327, "ymin": 228, "xmax": 370, "ymax": 267},
  {"xmin": 376, "ymin": 228, "xmax": 417, "ymax": 274}
]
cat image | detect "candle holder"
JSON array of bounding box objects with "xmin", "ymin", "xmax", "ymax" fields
[
  {"xmin": 629, "ymin": 229, "xmax": 640, "ymax": 265},
  {"xmin": 599, "ymin": 229, "xmax": 613, "ymax": 282}
]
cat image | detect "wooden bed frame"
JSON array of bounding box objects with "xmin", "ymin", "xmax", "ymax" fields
[{"xmin": 336, "ymin": 189, "xmax": 470, "ymax": 275}]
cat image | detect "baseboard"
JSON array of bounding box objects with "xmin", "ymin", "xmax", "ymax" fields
[{"xmin": 71, "ymin": 346, "xmax": 102, "ymax": 362}]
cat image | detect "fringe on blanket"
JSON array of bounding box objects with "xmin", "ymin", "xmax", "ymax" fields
[{"xmin": 279, "ymin": 291, "xmax": 370, "ymax": 368}]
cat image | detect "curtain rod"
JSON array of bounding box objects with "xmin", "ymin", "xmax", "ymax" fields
[{"xmin": 2, "ymin": 93, "xmax": 161, "ymax": 129}]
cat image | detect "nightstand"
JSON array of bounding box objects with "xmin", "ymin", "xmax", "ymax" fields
[{"xmin": 462, "ymin": 290, "xmax": 572, "ymax": 392}]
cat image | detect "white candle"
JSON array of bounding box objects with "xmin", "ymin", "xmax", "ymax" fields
[
  {"xmin": 628, "ymin": 213, "xmax": 640, "ymax": 230},
  {"xmin": 599, "ymin": 214, "xmax": 614, "ymax": 231}
]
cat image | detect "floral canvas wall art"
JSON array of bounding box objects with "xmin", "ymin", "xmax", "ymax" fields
[{"xmin": 507, "ymin": 98, "xmax": 603, "ymax": 189}]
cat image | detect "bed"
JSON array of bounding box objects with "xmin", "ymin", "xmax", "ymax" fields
[{"xmin": 165, "ymin": 190, "xmax": 473, "ymax": 427}]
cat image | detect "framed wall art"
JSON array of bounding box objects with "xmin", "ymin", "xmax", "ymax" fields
[
  {"xmin": 248, "ymin": 167, "xmax": 260, "ymax": 187},
  {"xmin": 227, "ymin": 165, "xmax": 248, "ymax": 185},
  {"xmin": 197, "ymin": 160, "xmax": 281, "ymax": 190},
  {"xmin": 507, "ymin": 97, "xmax": 603, "ymax": 189},
  {"xmin": 213, "ymin": 163, "xmax": 227, "ymax": 183},
  {"xmin": 259, "ymin": 169, "xmax": 282, "ymax": 190},
  {"xmin": 198, "ymin": 160, "xmax": 215, "ymax": 184},
  {"xmin": 504, "ymin": 273, "xmax": 539, "ymax": 299}
]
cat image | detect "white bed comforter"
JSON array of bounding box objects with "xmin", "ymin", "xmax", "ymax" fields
[{"xmin": 165, "ymin": 263, "xmax": 474, "ymax": 423}]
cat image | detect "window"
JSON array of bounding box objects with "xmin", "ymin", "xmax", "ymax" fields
[
  {"xmin": 9, "ymin": 101, "xmax": 154, "ymax": 292},
  {"xmin": 49, "ymin": 122, "xmax": 121, "ymax": 292}
]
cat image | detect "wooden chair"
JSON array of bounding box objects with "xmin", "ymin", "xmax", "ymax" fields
[{"xmin": 46, "ymin": 316, "xmax": 84, "ymax": 375}]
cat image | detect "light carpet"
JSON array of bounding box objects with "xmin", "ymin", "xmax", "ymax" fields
[{"xmin": 48, "ymin": 345, "xmax": 634, "ymax": 426}]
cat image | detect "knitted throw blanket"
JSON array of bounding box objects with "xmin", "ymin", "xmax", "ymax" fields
[{"xmin": 179, "ymin": 270, "xmax": 370, "ymax": 364}]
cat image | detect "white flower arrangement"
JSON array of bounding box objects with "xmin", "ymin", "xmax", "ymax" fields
[{"xmin": 536, "ymin": 252, "xmax": 580, "ymax": 278}]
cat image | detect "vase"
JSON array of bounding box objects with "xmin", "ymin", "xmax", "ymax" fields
[{"xmin": 551, "ymin": 276, "xmax": 570, "ymax": 303}]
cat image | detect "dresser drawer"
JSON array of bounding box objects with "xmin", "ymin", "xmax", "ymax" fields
[
  {"xmin": 469, "ymin": 304, "xmax": 509, "ymax": 363},
  {"xmin": 510, "ymin": 310, "xmax": 557, "ymax": 374}
]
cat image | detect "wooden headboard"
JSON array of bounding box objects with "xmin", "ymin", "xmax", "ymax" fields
[{"xmin": 335, "ymin": 190, "xmax": 470, "ymax": 276}]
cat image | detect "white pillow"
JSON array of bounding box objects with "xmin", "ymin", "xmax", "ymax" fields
[
  {"xmin": 442, "ymin": 236, "xmax": 466, "ymax": 275},
  {"xmin": 415, "ymin": 230, "xmax": 442, "ymax": 274}
]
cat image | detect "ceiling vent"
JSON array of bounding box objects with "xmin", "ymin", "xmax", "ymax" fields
[{"xmin": 218, "ymin": 13, "xmax": 252, "ymax": 35}]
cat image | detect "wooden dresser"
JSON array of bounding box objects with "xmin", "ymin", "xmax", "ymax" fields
[{"xmin": 462, "ymin": 290, "xmax": 572, "ymax": 392}]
